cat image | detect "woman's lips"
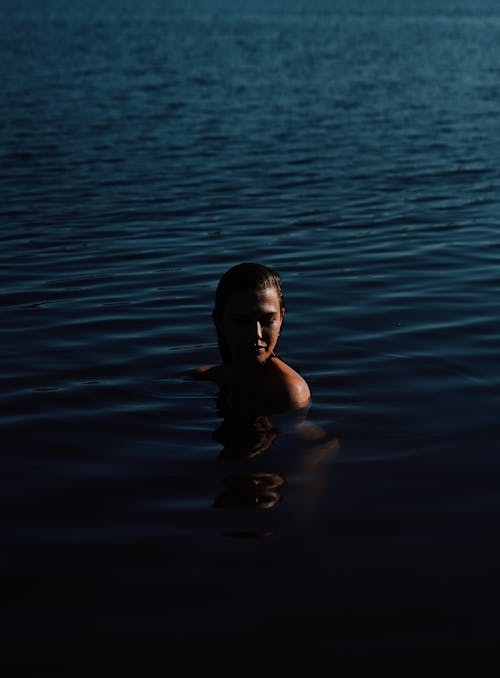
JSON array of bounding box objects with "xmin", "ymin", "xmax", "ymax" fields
[{"xmin": 248, "ymin": 343, "xmax": 266, "ymax": 353}]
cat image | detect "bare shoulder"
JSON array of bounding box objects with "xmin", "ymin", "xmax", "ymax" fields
[
  {"xmin": 191, "ymin": 365, "xmax": 224, "ymax": 384},
  {"xmin": 268, "ymin": 358, "xmax": 311, "ymax": 410}
]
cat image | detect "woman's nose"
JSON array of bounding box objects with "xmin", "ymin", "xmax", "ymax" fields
[{"xmin": 253, "ymin": 321, "xmax": 263, "ymax": 339}]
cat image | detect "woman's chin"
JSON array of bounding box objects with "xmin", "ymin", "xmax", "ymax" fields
[{"xmin": 234, "ymin": 349, "xmax": 269, "ymax": 367}]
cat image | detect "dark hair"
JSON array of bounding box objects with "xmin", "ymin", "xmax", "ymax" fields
[{"xmin": 212, "ymin": 262, "xmax": 285, "ymax": 365}]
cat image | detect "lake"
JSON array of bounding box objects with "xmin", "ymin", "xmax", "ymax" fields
[{"xmin": 2, "ymin": 0, "xmax": 500, "ymax": 674}]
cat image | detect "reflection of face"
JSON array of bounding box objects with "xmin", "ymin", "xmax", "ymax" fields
[
  {"xmin": 214, "ymin": 415, "xmax": 278, "ymax": 458},
  {"xmin": 218, "ymin": 287, "xmax": 284, "ymax": 367}
]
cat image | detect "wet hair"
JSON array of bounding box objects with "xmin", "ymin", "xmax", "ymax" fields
[{"xmin": 212, "ymin": 262, "xmax": 285, "ymax": 365}]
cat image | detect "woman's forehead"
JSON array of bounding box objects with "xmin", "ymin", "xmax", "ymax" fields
[{"xmin": 224, "ymin": 287, "xmax": 282, "ymax": 313}]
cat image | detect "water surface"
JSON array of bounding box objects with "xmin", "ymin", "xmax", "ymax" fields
[{"xmin": 2, "ymin": 0, "xmax": 500, "ymax": 673}]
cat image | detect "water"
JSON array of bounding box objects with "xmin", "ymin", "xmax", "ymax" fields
[{"xmin": 2, "ymin": 0, "xmax": 500, "ymax": 673}]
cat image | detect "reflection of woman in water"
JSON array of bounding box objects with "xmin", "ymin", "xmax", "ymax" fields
[
  {"xmin": 213, "ymin": 414, "xmax": 278, "ymax": 459},
  {"xmin": 194, "ymin": 262, "xmax": 311, "ymax": 415}
]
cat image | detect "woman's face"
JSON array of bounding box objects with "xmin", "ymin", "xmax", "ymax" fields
[{"xmin": 218, "ymin": 286, "xmax": 284, "ymax": 368}]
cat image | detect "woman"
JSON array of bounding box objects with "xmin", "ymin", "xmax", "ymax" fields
[{"xmin": 195, "ymin": 262, "xmax": 311, "ymax": 414}]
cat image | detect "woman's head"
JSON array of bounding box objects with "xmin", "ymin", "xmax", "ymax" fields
[{"xmin": 212, "ymin": 262, "xmax": 285, "ymax": 366}]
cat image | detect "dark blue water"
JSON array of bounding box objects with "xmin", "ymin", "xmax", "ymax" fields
[{"xmin": 2, "ymin": 0, "xmax": 500, "ymax": 674}]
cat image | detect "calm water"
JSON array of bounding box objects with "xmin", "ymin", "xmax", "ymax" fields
[{"xmin": 2, "ymin": 0, "xmax": 500, "ymax": 673}]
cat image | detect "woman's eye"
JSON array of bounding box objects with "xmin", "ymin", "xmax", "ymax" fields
[{"xmin": 231, "ymin": 315, "xmax": 277, "ymax": 327}]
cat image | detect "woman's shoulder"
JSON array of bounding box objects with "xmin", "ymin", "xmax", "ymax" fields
[
  {"xmin": 191, "ymin": 364, "xmax": 224, "ymax": 384},
  {"xmin": 267, "ymin": 357, "xmax": 311, "ymax": 410},
  {"xmin": 191, "ymin": 359, "xmax": 310, "ymax": 413}
]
